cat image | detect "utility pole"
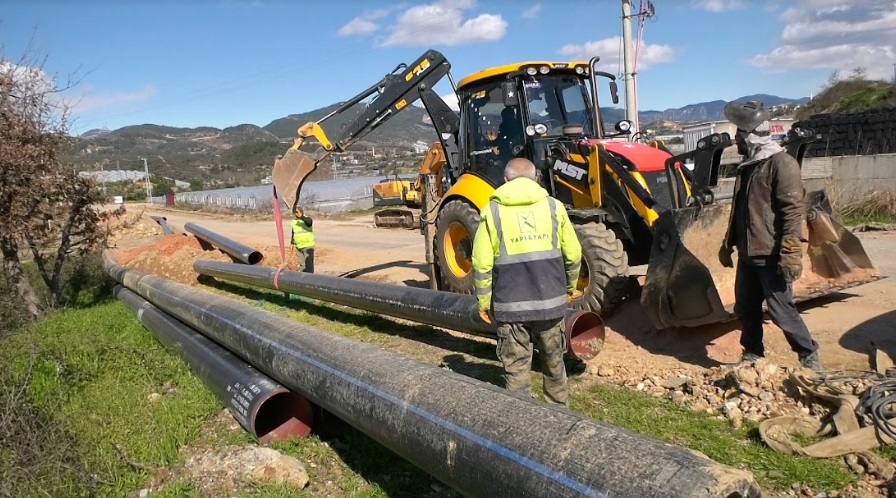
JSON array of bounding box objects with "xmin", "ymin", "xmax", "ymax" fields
[
  {"xmin": 621, "ymin": 0, "xmax": 639, "ymax": 135},
  {"xmin": 141, "ymin": 157, "xmax": 152, "ymax": 203}
]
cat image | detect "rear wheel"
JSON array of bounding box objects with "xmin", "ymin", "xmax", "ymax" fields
[
  {"xmin": 570, "ymin": 222, "xmax": 630, "ymax": 317},
  {"xmin": 434, "ymin": 199, "xmax": 480, "ymax": 294}
]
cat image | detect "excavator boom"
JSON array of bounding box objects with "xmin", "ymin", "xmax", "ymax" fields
[{"xmin": 272, "ymin": 50, "xmax": 458, "ymax": 213}]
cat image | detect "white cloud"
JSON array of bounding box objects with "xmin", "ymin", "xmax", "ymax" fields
[
  {"xmin": 380, "ymin": 1, "xmax": 507, "ymax": 47},
  {"xmin": 337, "ymin": 9, "xmax": 389, "ymax": 37},
  {"xmin": 693, "ymin": 0, "xmax": 745, "ymax": 12},
  {"xmin": 750, "ymin": 0, "xmax": 896, "ymax": 80},
  {"xmin": 0, "ymin": 61, "xmax": 55, "ymax": 94},
  {"xmin": 522, "ymin": 4, "xmax": 542, "ymax": 19},
  {"xmin": 440, "ymin": 92, "xmax": 459, "ymax": 111},
  {"xmin": 68, "ymin": 85, "xmax": 157, "ymax": 113},
  {"xmin": 558, "ymin": 37, "xmax": 675, "ymax": 71}
]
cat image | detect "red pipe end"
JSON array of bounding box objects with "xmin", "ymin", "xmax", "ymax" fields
[
  {"xmin": 253, "ymin": 390, "xmax": 314, "ymax": 444},
  {"xmin": 564, "ymin": 310, "xmax": 606, "ymax": 361}
]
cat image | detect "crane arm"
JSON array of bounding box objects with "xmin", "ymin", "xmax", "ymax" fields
[{"xmin": 273, "ymin": 49, "xmax": 457, "ymax": 213}]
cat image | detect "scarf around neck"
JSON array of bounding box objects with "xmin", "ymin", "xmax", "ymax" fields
[{"xmin": 738, "ymin": 133, "xmax": 784, "ymax": 168}]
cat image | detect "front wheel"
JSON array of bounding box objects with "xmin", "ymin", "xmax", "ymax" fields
[
  {"xmin": 569, "ymin": 222, "xmax": 630, "ymax": 318},
  {"xmin": 434, "ymin": 199, "xmax": 480, "ymax": 294}
]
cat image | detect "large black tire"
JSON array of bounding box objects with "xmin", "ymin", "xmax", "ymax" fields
[
  {"xmin": 434, "ymin": 199, "xmax": 480, "ymax": 294},
  {"xmin": 570, "ymin": 222, "xmax": 630, "ymax": 317}
]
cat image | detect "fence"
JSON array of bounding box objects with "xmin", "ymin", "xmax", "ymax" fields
[{"xmin": 151, "ymin": 178, "xmax": 377, "ymax": 213}]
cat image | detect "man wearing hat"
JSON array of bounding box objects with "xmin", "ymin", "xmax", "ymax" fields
[
  {"xmin": 719, "ymin": 100, "xmax": 821, "ymax": 371},
  {"xmin": 291, "ymin": 206, "xmax": 315, "ymax": 273}
]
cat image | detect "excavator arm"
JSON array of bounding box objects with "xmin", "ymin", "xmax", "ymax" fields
[{"xmin": 272, "ymin": 49, "xmax": 459, "ymax": 213}]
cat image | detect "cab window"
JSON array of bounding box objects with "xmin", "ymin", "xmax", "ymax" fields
[{"xmin": 461, "ymin": 82, "xmax": 524, "ymax": 186}]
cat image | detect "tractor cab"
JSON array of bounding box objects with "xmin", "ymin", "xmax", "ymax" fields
[{"xmin": 455, "ymin": 61, "xmax": 632, "ymax": 194}]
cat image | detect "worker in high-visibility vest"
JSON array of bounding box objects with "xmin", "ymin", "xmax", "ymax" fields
[
  {"xmin": 291, "ymin": 206, "xmax": 315, "ymax": 273},
  {"xmin": 472, "ymin": 158, "xmax": 582, "ymax": 406}
]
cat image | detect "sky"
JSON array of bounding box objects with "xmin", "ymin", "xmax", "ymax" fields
[{"xmin": 3, "ymin": 0, "xmax": 895, "ymax": 134}]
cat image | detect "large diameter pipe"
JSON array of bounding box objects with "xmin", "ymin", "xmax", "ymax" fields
[
  {"xmin": 103, "ymin": 252, "xmax": 761, "ymax": 498},
  {"xmin": 150, "ymin": 215, "xmax": 174, "ymax": 235},
  {"xmin": 193, "ymin": 260, "xmax": 605, "ymax": 361},
  {"xmin": 184, "ymin": 222, "xmax": 264, "ymax": 265},
  {"xmin": 112, "ymin": 284, "xmax": 313, "ymax": 443}
]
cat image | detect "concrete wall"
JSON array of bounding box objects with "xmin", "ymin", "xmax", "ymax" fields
[{"xmin": 714, "ymin": 153, "xmax": 896, "ymax": 198}]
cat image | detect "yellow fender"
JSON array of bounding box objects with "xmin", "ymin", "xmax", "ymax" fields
[{"xmin": 440, "ymin": 174, "xmax": 495, "ymax": 212}]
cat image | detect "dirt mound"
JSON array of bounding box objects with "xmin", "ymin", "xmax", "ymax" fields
[
  {"xmin": 104, "ymin": 209, "xmax": 164, "ymax": 243},
  {"xmin": 114, "ymin": 234, "xmax": 232, "ymax": 285}
]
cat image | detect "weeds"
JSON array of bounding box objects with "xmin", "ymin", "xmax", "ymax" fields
[{"xmin": 827, "ymin": 184, "xmax": 896, "ymax": 226}]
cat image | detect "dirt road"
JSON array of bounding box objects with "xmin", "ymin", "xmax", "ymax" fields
[{"xmin": 126, "ymin": 204, "xmax": 896, "ymax": 375}]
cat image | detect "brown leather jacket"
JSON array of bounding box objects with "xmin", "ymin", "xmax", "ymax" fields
[{"xmin": 723, "ymin": 151, "xmax": 805, "ymax": 260}]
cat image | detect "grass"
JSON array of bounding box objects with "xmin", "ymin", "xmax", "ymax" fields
[
  {"xmin": 828, "ymin": 185, "xmax": 896, "ymax": 227},
  {"xmin": 0, "ymin": 269, "xmax": 868, "ymax": 496},
  {"xmin": 571, "ymin": 383, "xmax": 853, "ymax": 492}
]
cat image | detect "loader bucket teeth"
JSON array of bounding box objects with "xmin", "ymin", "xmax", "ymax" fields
[
  {"xmin": 641, "ymin": 208, "xmax": 731, "ymax": 330},
  {"xmin": 272, "ymin": 149, "xmax": 317, "ymax": 213}
]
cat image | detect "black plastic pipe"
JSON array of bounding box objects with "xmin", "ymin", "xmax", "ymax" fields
[
  {"xmin": 193, "ymin": 260, "xmax": 606, "ymax": 361},
  {"xmin": 112, "ymin": 284, "xmax": 313, "ymax": 443},
  {"xmin": 184, "ymin": 222, "xmax": 264, "ymax": 265},
  {"xmin": 103, "ymin": 251, "xmax": 761, "ymax": 498},
  {"xmin": 150, "ymin": 215, "xmax": 174, "ymax": 235}
]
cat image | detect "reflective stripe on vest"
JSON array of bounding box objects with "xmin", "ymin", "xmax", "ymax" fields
[
  {"xmin": 489, "ymin": 197, "xmax": 566, "ymax": 322},
  {"xmin": 292, "ymin": 219, "xmax": 315, "ymax": 248}
]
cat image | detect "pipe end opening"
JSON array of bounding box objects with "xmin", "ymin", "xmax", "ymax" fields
[
  {"xmin": 254, "ymin": 391, "xmax": 314, "ymax": 444},
  {"xmin": 565, "ymin": 310, "xmax": 606, "ymax": 361},
  {"xmin": 248, "ymin": 251, "xmax": 264, "ymax": 265}
]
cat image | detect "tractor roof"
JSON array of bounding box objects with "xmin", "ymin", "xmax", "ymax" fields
[{"xmin": 456, "ymin": 61, "xmax": 591, "ymax": 90}]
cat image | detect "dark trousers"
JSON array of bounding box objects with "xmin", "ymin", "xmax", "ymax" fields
[
  {"xmin": 734, "ymin": 259, "xmax": 818, "ymax": 357},
  {"xmin": 296, "ymin": 247, "xmax": 314, "ymax": 273}
]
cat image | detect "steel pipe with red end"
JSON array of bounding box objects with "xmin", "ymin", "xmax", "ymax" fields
[
  {"xmin": 192, "ymin": 259, "xmax": 606, "ymax": 361},
  {"xmin": 112, "ymin": 284, "xmax": 313, "ymax": 443}
]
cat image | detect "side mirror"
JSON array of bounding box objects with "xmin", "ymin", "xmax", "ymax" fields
[
  {"xmin": 609, "ymin": 81, "xmax": 619, "ymax": 105},
  {"xmin": 502, "ymin": 80, "xmax": 519, "ymax": 107}
]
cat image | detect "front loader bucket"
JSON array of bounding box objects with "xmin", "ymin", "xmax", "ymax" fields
[
  {"xmin": 641, "ymin": 188, "xmax": 880, "ymax": 331},
  {"xmin": 272, "ymin": 148, "xmax": 317, "ymax": 213},
  {"xmin": 641, "ymin": 205, "xmax": 732, "ymax": 330}
]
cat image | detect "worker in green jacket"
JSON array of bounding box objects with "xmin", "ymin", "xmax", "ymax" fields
[
  {"xmin": 291, "ymin": 206, "xmax": 315, "ymax": 273},
  {"xmin": 472, "ymin": 158, "xmax": 583, "ymax": 406}
]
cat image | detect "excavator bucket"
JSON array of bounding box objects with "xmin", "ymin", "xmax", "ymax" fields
[
  {"xmin": 641, "ymin": 188, "xmax": 881, "ymax": 331},
  {"xmin": 272, "ymin": 148, "xmax": 317, "ymax": 213}
]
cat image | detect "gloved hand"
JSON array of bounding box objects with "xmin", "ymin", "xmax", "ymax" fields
[
  {"xmin": 779, "ymin": 236, "xmax": 803, "ymax": 283},
  {"xmin": 478, "ymin": 310, "xmax": 492, "ymax": 325},
  {"xmin": 718, "ymin": 245, "xmax": 734, "ymax": 268},
  {"xmin": 567, "ymin": 289, "xmax": 584, "ymax": 303}
]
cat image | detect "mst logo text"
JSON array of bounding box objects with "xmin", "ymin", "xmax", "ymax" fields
[{"xmin": 553, "ymin": 160, "xmax": 587, "ymax": 180}]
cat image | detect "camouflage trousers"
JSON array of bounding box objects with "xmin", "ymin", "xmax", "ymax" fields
[
  {"xmin": 295, "ymin": 247, "xmax": 314, "ymax": 273},
  {"xmin": 495, "ymin": 318, "xmax": 568, "ymax": 406}
]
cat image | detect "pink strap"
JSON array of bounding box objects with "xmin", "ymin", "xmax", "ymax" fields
[{"xmin": 272, "ymin": 186, "xmax": 289, "ymax": 291}]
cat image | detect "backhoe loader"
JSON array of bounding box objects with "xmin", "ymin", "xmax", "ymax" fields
[{"xmin": 272, "ymin": 49, "xmax": 878, "ymax": 330}]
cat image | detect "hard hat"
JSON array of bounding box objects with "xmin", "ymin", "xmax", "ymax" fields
[{"xmin": 724, "ymin": 101, "xmax": 770, "ymax": 133}]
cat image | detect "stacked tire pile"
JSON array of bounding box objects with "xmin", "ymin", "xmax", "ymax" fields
[{"xmin": 796, "ymin": 108, "xmax": 896, "ymax": 157}]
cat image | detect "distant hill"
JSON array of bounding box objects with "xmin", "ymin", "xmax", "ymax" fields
[
  {"xmin": 639, "ymin": 94, "xmax": 811, "ymax": 124},
  {"xmin": 67, "ymin": 93, "xmax": 809, "ymax": 189},
  {"xmin": 795, "ymin": 79, "xmax": 896, "ymax": 120}
]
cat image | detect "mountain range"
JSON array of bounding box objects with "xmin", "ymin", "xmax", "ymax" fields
[{"xmin": 70, "ymin": 93, "xmax": 809, "ymax": 188}]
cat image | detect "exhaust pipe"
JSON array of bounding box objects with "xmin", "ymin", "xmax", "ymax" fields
[
  {"xmin": 184, "ymin": 222, "xmax": 264, "ymax": 265},
  {"xmin": 112, "ymin": 284, "xmax": 313, "ymax": 443},
  {"xmin": 193, "ymin": 260, "xmax": 605, "ymax": 361},
  {"xmin": 103, "ymin": 251, "xmax": 761, "ymax": 498}
]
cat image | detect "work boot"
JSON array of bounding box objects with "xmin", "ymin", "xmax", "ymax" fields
[
  {"xmin": 740, "ymin": 352, "xmax": 763, "ymax": 364},
  {"xmin": 799, "ymin": 351, "xmax": 823, "ymax": 372}
]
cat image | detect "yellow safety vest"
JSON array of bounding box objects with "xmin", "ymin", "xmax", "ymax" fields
[
  {"xmin": 292, "ymin": 218, "xmax": 315, "ymax": 249},
  {"xmin": 472, "ymin": 179, "xmax": 581, "ymax": 322}
]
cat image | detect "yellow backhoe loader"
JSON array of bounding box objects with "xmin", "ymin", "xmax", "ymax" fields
[
  {"xmin": 272, "ymin": 49, "xmax": 878, "ymax": 330},
  {"xmin": 371, "ymin": 174, "xmax": 421, "ymax": 229}
]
